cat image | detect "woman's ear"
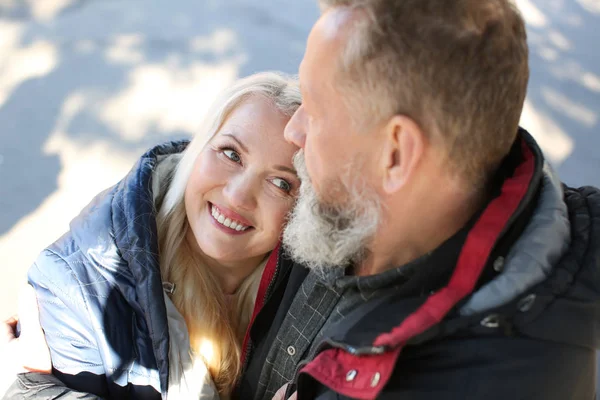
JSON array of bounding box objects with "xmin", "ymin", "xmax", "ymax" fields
[{"xmin": 381, "ymin": 116, "xmax": 425, "ymax": 195}]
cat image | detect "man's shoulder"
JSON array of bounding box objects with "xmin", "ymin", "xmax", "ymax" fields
[
  {"xmin": 297, "ymin": 307, "xmax": 597, "ymax": 400},
  {"xmin": 378, "ymin": 333, "xmax": 596, "ymax": 400},
  {"xmin": 564, "ymin": 183, "xmax": 600, "ymax": 218}
]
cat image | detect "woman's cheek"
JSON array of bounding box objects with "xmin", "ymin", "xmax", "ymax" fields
[
  {"xmin": 273, "ymin": 201, "xmax": 294, "ymax": 231},
  {"xmin": 196, "ymin": 151, "xmax": 222, "ymax": 176},
  {"xmin": 194, "ymin": 153, "xmax": 234, "ymax": 191}
]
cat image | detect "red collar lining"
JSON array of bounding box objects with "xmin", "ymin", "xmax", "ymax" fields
[
  {"xmin": 240, "ymin": 242, "xmax": 281, "ymax": 363},
  {"xmin": 373, "ymin": 138, "xmax": 534, "ymax": 348}
]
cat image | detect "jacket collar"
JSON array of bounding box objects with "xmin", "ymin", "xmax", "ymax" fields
[
  {"xmin": 241, "ymin": 243, "xmax": 282, "ymax": 363},
  {"xmin": 460, "ymin": 160, "xmax": 570, "ymax": 315},
  {"xmin": 70, "ymin": 140, "xmax": 189, "ymax": 397},
  {"xmin": 321, "ymin": 128, "xmax": 551, "ymax": 351}
]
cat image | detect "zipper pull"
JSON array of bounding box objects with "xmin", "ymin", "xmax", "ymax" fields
[{"xmin": 162, "ymin": 282, "xmax": 176, "ymax": 295}]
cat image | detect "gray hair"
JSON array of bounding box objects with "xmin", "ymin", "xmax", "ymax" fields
[{"xmin": 317, "ymin": 0, "xmax": 529, "ymax": 185}]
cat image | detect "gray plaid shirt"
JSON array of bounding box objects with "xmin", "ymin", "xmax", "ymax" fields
[{"xmin": 253, "ymin": 261, "xmax": 421, "ymax": 400}]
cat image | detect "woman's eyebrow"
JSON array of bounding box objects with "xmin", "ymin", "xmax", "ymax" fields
[
  {"xmin": 221, "ymin": 132, "xmax": 296, "ymax": 175},
  {"xmin": 221, "ymin": 133, "xmax": 249, "ymax": 153},
  {"xmin": 274, "ymin": 165, "xmax": 297, "ymax": 175}
]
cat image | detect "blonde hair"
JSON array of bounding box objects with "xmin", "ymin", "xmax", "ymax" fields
[{"xmin": 156, "ymin": 72, "xmax": 301, "ymax": 396}]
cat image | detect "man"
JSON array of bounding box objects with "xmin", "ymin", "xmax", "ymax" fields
[
  {"xmin": 236, "ymin": 0, "xmax": 600, "ymax": 399},
  {"xmin": 4, "ymin": 1, "xmax": 600, "ymax": 399}
]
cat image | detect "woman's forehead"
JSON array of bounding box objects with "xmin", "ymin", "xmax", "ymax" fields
[
  {"xmin": 224, "ymin": 97, "xmax": 287, "ymax": 131},
  {"xmin": 216, "ymin": 99, "xmax": 298, "ymax": 166}
]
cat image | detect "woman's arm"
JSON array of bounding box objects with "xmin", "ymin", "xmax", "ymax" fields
[
  {"xmin": 25, "ymin": 250, "xmax": 110, "ymax": 397},
  {"xmin": 1, "ymin": 286, "xmax": 102, "ymax": 400}
]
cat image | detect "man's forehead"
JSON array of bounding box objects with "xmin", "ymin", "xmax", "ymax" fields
[
  {"xmin": 315, "ymin": 7, "xmax": 358, "ymax": 40},
  {"xmin": 302, "ymin": 12, "xmax": 345, "ymax": 72},
  {"xmin": 299, "ymin": 53, "xmax": 321, "ymax": 99},
  {"xmin": 300, "ymin": 7, "xmax": 364, "ymax": 98},
  {"xmin": 298, "ymin": 38, "xmax": 316, "ymax": 95},
  {"xmin": 303, "ymin": 7, "xmax": 363, "ymax": 71},
  {"xmin": 298, "ymin": 60, "xmax": 307, "ymax": 86}
]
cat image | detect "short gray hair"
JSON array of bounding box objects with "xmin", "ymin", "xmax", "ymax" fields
[{"xmin": 318, "ymin": 0, "xmax": 529, "ymax": 185}]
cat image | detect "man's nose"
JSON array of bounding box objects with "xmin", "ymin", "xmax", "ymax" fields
[{"xmin": 284, "ymin": 106, "xmax": 307, "ymax": 148}]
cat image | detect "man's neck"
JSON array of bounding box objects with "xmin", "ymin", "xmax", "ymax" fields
[{"xmin": 355, "ymin": 184, "xmax": 488, "ymax": 277}]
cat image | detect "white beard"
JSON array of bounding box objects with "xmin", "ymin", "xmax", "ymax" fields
[{"xmin": 283, "ymin": 151, "xmax": 381, "ymax": 276}]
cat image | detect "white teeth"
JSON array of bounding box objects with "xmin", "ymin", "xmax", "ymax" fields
[{"xmin": 210, "ymin": 205, "xmax": 249, "ymax": 231}]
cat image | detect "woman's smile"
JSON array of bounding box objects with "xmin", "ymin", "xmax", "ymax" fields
[{"xmin": 208, "ymin": 202, "xmax": 254, "ymax": 235}]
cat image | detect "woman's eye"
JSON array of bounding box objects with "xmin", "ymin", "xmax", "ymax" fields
[
  {"xmin": 223, "ymin": 149, "xmax": 241, "ymax": 163},
  {"xmin": 271, "ymin": 178, "xmax": 292, "ymax": 193}
]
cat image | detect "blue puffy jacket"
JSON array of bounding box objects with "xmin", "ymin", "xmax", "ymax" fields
[{"xmin": 27, "ymin": 141, "xmax": 187, "ymax": 399}]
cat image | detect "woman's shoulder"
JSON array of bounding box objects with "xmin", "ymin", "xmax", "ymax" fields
[
  {"xmin": 29, "ymin": 194, "xmax": 128, "ymax": 298},
  {"xmin": 68, "ymin": 141, "xmax": 187, "ymax": 261},
  {"xmin": 28, "ymin": 140, "xmax": 188, "ymax": 305}
]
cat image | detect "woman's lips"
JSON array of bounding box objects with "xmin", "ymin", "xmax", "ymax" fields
[{"xmin": 208, "ymin": 202, "xmax": 254, "ymax": 235}]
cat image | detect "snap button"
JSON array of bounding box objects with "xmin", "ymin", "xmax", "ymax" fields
[
  {"xmin": 517, "ymin": 294, "xmax": 536, "ymax": 312},
  {"xmin": 346, "ymin": 370, "xmax": 358, "ymax": 381},
  {"xmin": 493, "ymin": 256, "xmax": 505, "ymax": 272},
  {"xmin": 286, "ymin": 346, "xmax": 296, "ymax": 356},
  {"xmin": 480, "ymin": 314, "xmax": 500, "ymax": 328},
  {"xmin": 370, "ymin": 372, "xmax": 381, "ymax": 387}
]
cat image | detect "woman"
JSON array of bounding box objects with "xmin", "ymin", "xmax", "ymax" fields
[{"xmin": 3, "ymin": 71, "xmax": 301, "ymax": 399}]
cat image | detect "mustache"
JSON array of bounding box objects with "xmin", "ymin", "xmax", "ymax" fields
[{"xmin": 293, "ymin": 150, "xmax": 310, "ymax": 183}]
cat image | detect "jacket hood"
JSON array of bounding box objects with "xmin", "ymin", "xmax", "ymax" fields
[{"xmin": 460, "ymin": 161, "xmax": 571, "ymax": 315}]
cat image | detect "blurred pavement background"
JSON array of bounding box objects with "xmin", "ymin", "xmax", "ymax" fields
[
  {"xmin": 0, "ymin": 0, "xmax": 318, "ymax": 317},
  {"xmin": 0, "ymin": 0, "xmax": 599, "ymax": 377}
]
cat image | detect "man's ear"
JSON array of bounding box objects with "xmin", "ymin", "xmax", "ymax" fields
[{"xmin": 381, "ymin": 115, "xmax": 425, "ymax": 195}]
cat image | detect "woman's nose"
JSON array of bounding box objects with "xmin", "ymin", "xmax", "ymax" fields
[{"xmin": 223, "ymin": 174, "xmax": 258, "ymax": 211}]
